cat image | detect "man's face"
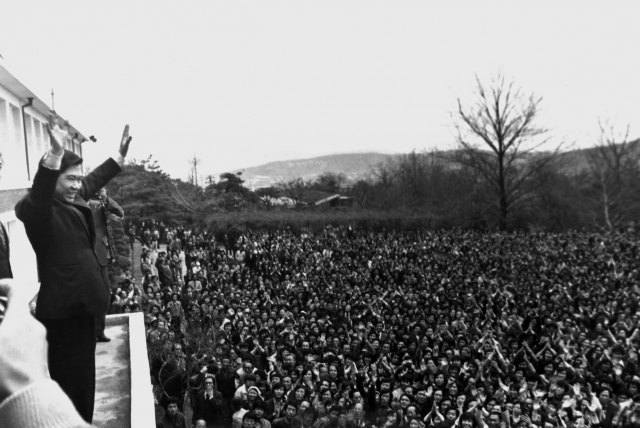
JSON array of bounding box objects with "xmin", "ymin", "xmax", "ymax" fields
[
  {"xmin": 55, "ymin": 165, "xmax": 83, "ymax": 203},
  {"xmin": 302, "ymin": 412, "xmax": 314, "ymax": 425},
  {"xmin": 446, "ymin": 409, "xmax": 457, "ymax": 421},
  {"xmin": 283, "ymin": 377, "xmax": 292, "ymax": 390},
  {"xmin": 354, "ymin": 403, "xmax": 364, "ymax": 417},
  {"xmin": 285, "ymin": 405, "xmax": 297, "ymax": 419},
  {"xmin": 166, "ymin": 403, "xmax": 178, "ymax": 416}
]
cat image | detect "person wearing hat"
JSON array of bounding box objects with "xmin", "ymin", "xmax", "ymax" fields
[
  {"xmin": 235, "ymin": 374, "xmax": 258, "ymax": 401},
  {"xmin": 14, "ymin": 114, "xmax": 132, "ymax": 424}
]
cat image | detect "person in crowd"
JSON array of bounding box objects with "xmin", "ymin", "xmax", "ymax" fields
[
  {"xmin": 157, "ymin": 396, "xmax": 187, "ymax": 428},
  {"xmin": 15, "ymin": 112, "xmax": 131, "ymax": 423},
  {"xmin": 192, "ymin": 375, "xmax": 224, "ymax": 427},
  {"xmin": 135, "ymin": 224, "xmax": 640, "ymax": 428},
  {"xmin": 88, "ymin": 187, "xmax": 124, "ymax": 342}
]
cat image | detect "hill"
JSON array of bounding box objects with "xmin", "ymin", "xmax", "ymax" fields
[
  {"xmin": 231, "ymin": 141, "xmax": 640, "ymax": 190},
  {"xmin": 235, "ymin": 152, "xmax": 395, "ymax": 189}
]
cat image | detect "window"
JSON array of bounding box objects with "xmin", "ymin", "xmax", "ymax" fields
[
  {"xmin": 33, "ymin": 118, "xmax": 43, "ymax": 159},
  {"xmin": 0, "ymin": 98, "xmax": 7, "ymax": 144}
]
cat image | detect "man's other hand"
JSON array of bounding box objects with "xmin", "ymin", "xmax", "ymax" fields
[
  {"xmin": 46, "ymin": 111, "xmax": 68, "ymax": 156},
  {"xmin": 0, "ymin": 279, "xmax": 49, "ymax": 403},
  {"xmin": 119, "ymin": 125, "xmax": 132, "ymax": 158}
]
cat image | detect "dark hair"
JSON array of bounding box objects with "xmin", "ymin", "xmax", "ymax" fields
[
  {"xmin": 231, "ymin": 397, "xmax": 243, "ymax": 411},
  {"xmin": 252, "ymin": 399, "xmax": 268, "ymax": 411},
  {"xmin": 285, "ymin": 400, "xmax": 298, "ymax": 411},
  {"xmin": 243, "ymin": 411, "xmax": 258, "ymax": 421},
  {"xmin": 60, "ymin": 149, "xmax": 83, "ymax": 173},
  {"xmin": 164, "ymin": 396, "xmax": 179, "ymax": 409}
]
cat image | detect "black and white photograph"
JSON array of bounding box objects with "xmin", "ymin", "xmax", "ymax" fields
[{"xmin": 0, "ymin": 2, "xmax": 639, "ymax": 428}]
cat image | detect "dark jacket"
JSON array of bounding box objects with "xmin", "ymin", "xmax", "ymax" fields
[
  {"xmin": 0, "ymin": 222, "xmax": 12, "ymax": 279},
  {"xmin": 192, "ymin": 388, "xmax": 224, "ymax": 425},
  {"xmin": 157, "ymin": 412, "xmax": 187, "ymax": 428},
  {"xmin": 215, "ymin": 368, "xmax": 238, "ymax": 400},
  {"xmin": 15, "ymin": 158, "xmax": 121, "ymax": 320},
  {"xmin": 88, "ymin": 195, "xmax": 124, "ymax": 267},
  {"xmin": 272, "ymin": 416, "xmax": 303, "ymax": 428}
]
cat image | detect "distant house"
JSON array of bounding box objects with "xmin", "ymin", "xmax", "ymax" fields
[
  {"xmin": 302, "ymin": 191, "xmax": 354, "ymax": 208},
  {"xmin": 0, "ymin": 57, "xmax": 88, "ymax": 287}
]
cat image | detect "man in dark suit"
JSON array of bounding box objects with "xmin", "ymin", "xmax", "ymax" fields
[
  {"xmin": 0, "ymin": 151, "xmax": 13, "ymax": 280},
  {"xmin": 15, "ymin": 112, "xmax": 132, "ymax": 423},
  {"xmin": 88, "ymin": 187, "xmax": 124, "ymax": 342},
  {"xmin": 192, "ymin": 376, "xmax": 224, "ymax": 427}
]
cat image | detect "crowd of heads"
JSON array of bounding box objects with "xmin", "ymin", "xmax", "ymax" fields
[{"xmin": 117, "ymin": 221, "xmax": 640, "ymax": 428}]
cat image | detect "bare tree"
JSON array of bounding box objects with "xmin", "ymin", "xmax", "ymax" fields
[
  {"xmin": 277, "ymin": 177, "xmax": 311, "ymax": 206},
  {"xmin": 188, "ymin": 154, "xmax": 201, "ymax": 186},
  {"xmin": 584, "ymin": 120, "xmax": 640, "ymax": 232},
  {"xmin": 452, "ymin": 73, "xmax": 561, "ymax": 230}
]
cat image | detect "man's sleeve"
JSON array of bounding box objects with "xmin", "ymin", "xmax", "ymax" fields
[
  {"xmin": 78, "ymin": 158, "xmax": 122, "ymax": 202},
  {"xmin": 14, "ymin": 157, "xmax": 61, "ymax": 237},
  {"xmin": 0, "ymin": 379, "xmax": 93, "ymax": 428},
  {"xmin": 107, "ymin": 198, "xmax": 125, "ymax": 218}
]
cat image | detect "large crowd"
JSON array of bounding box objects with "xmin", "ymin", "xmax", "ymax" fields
[{"xmin": 112, "ymin": 222, "xmax": 640, "ymax": 428}]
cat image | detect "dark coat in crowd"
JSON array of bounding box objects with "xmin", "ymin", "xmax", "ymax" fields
[{"xmin": 192, "ymin": 389, "xmax": 224, "ymax": 426}]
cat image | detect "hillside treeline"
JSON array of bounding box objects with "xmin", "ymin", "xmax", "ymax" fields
[
  {"xmin": 106, "ymin": 75, "xmax": 639, "ymax": 233},
  {"xmin": 105, "ymin": 138, "xmax": 640, "ymax": 234},
  {"xmin": 349, "ymin": 143, "xmax": 640, "ymax": 232}
]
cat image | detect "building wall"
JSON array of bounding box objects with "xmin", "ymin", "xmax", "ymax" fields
[
  {"xmin": 0, "ymin": 80, "xmax": 83, "ymax": 292},
  {"xmin": 0, "ymin": 81, "xmax": 82, "ymax": 192}
]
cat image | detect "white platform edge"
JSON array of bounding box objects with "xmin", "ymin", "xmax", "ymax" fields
[{"xmin": 106, "ymin": 313, "xmax": 156, "ymax": 428}]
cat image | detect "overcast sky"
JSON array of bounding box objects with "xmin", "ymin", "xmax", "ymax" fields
[{"xmin": 1, "ymin": 1, "xmax": 638, "ymax": 180}]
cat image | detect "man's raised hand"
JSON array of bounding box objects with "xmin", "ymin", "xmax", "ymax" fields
[
  {"xmin": 119, "ymin": 125, "xmax": 133, "ymax": 158},
  {"xmin": 47, "ymin": 111, "xmax": 68, "ymax": 156}
]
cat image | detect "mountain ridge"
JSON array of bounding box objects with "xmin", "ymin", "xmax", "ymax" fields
[{"xmin": 230, "ymin": 141, "xmax": 640, "ymax": 189}]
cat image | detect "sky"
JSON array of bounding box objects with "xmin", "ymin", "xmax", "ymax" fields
[{"xmin": 1, "ymin": 1, "xmax": 639, "ymax": 181}]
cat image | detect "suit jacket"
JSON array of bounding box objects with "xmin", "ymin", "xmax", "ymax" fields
[
  {"xmin": 15, "ymin": 158, "xmax": 122, "ymax": 320},
  {"xmin": 191, "ymin": 389, "xmax": 223, "ymax": 425},
  {"xmin": 88, "ymin": 196, "xmax": 124, "ymax": 267},
  {"xmin": 272, "ymin": 416, "xmax": 302, "ymax": 428},
  {"xmin": 0, "ymin": 222, "xmax": 12, "ymax": 279}
]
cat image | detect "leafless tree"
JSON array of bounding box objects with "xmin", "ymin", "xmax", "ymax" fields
[
  {"xmin": 584, "ymin": 120, "xmax": 640, "ymax": 232},
  {"xmin": 188, "ymin": 154, "xmax": 201, "ymax": 186},
  {"xmin": 277, "ymin": 177, "xmax": 311, "ymax": 206},
  {"xmin": 452, "ymin": 73, "xmax": 562, "ymax": 230}
]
